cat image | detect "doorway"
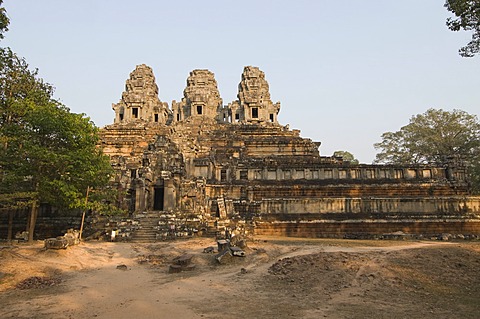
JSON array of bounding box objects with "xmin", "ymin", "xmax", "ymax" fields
[{"xmin": 154, "ymin": 187, "xmax": 164, "ymax": 211}]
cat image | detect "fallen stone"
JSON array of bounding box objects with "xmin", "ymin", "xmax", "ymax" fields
[
  {"xmin": 168, "ymin": 254, "xmax": 196, "ymax": 273},
  {"xmin": 169, "ymin": 264, "xmax": 183, "ymax": 273},
  {"xmin": 116, "ymin": 264, "xmax": 128, "ymax": 271},
  {"xmin": 439, "ymin": 233, "xmax": 452, "ymax": 241},
  {"xmin": 172, "ymin": 254, "xmax": 193, "ymax": 266},
  {"xmin": 217, "ymin": 240, "xmax": 230, "ymax": 252},
  {"xmin": 44, "ymin": 237, "xmax": 68, "ymax": 250},
  {"xmin": 64, "ymin": 229, "xmax": 80, "ymax": 246},
  {"xmin": 215, "ymin": 248, "xmax": 233, "ymax": 264},
  {"xmin": 168, "ymin": 264, "xmax": 196, "ymax": 273},
  {"xmin": 230, "ymin": 246, "xmax": 246, "ymax": 257},
  {"xmin": 203, "ymin": 246, "xmax": 215, "ymax": 253},
  {"xmin": 234, "ymin": 239, "xmax": 247, "ymax": 249}
]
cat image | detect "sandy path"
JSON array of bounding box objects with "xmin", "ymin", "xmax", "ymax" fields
[
  {"xmin": 54, "ymin": 244, "xmax": 202, "ymax": 319},
  {"xmin": 1, "ymin": 242, "xmax": 206, "ymax": 319}
]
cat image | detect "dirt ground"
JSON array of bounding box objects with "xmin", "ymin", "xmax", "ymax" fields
[{"xmin": 1, "ymin": 237, "xmax": 480, "ymax": 319}]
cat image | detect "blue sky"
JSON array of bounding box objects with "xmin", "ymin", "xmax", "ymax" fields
[{"xmin": 2, "ymin": 0, "xmax": 479, "ymax": 163}]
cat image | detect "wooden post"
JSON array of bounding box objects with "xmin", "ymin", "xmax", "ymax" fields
[
  {"xmin": 7, "ymin": 209, "xmax": 14, "ymax": 243},
  {"xmin": 79, "ymin": 186, "xmax": 90, "ymax": 240},
  {"xmin": 28, "ymin": 201, "xmax": 38, "ymax": 243}
]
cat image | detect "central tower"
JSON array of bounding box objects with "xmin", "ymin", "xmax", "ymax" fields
[{"xmin": 172, "ymin": 69, "xmax": 223, "ymax": 122}]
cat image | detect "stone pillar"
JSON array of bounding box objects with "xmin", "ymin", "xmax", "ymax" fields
[
  {"xmin": 164, "ymin": 178, "xmax": 176, "ymax": 210},
  {"xmin": 135, "ymin": 179, "xmax": 145, "ymax": 212}
]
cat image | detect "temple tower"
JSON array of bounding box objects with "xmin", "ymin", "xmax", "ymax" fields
[
  {"xmin": 226, "ymin": 66, "xmax": 281, "ymax": 124},
  {"xmin": 172, "ymin": 69, "xmax": 223, "ymax": 122},
  {"xmin": 112, "ymin": 64, "xmax": 171, "ymax": 124}
]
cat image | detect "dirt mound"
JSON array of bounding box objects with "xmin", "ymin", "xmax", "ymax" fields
[{"xmin": 258, "ymin": 245, "xmax": 480, "ymax": 318}]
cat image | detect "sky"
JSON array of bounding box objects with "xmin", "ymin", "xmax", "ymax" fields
[{"xmin": 2, "ymin": 0, "xmax": 479, "ymax": 163}]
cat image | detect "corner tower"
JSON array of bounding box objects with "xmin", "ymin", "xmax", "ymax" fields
[
  {"xmin": 112, "ymin": 64, "xmax": 171, "ymax": 124},
  {"xmin": 226, "ymin": 66, "xmax": 281, "ymax": 124}
]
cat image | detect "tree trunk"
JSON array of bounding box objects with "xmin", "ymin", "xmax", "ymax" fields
[
  {"xmin": 26, "ymin": 206, "xmax": 31, "ymax": 234},
  {"xmin": 7, "ymin": 209, "xmax": 14, "ymax": 243},
  {"xmin": 28, "ymin": 202, "xmax": 38, "ymax": 243}
]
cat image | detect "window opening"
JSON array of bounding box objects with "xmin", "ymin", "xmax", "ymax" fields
[
  {"xmin": 394, "ymin": 169, "xmax": 404, "ymax": 179},
  {"xmin": 197, "ymin": 105, "xmax": 203, "ymax": 115},
  {"xmin": 252, "ymin": 107, "xmax": 258, "ymax": 118},
  {"xmin": 132, "ymin": 108, "xmax": 139, "ymax": 118},
  {"xmin": 240, "ymin": 170, "xmax": 248, "ymax": 180}
]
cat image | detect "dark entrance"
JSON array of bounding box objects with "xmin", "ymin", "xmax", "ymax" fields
[
  {"xmin": 128, "ymin": 189, "xmax": 136, "ymax": 213},
  {"xmin": 252, "ymin": 107, "xmax": 258, "ymax": 118},
  {"xmin": 154, "ymin": 187, "xmax": 164, "ymax": 211}
]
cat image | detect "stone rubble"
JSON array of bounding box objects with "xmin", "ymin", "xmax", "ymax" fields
[{"xmin": 16, "ymin": 276, "xmax": 61, "ymax": 290}]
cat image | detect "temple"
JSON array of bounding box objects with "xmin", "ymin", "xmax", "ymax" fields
[{"xmin": 99, "ymin": 64, "xmax": 480, "ymax": 239}]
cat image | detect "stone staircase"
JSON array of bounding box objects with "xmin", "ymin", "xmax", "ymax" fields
[
  {"xmin": 130, "ymin": 212, "xmax": 161, "ymax": 243},
  {"xmin": 129, "ymin": 211, "xmax": 205, "ymax": 242}
]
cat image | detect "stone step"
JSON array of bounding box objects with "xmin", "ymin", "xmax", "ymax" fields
[
  {"xmin": 131, "ymin": 217, "xmax": 160, "ymax": 242},
  {"xmin": 130, "ymin": 238, "xmax": 156, "ymax": 243},
  {"xmin": 128, "ymin": 211, "xmax": 203, "ymax": 242},
  {"xmin": 134, "ymin": 233, "xmax": 156, "ymax": 237},
  {"xmin": 134, "ymin": 233, "xmax": 157, "ymax": 237},
  {"xmin": 134, "ymin": 230, "xmax": 155, "ymax": 234}
]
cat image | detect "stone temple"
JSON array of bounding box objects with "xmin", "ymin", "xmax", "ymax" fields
[{"xmin": 99, "ymin": 64, "xmax": 480, "ymax": 239}]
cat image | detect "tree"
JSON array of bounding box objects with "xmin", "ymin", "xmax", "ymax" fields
[
  {"xmin": 0, "ymin": 0, "xmax": 8, "ymax": 39},
  {"xmin": 0, "ymin": 6, "xmax": 116, "ymax": 240},
  {"xmin": 374, "ymin": 108, "xmax": 480, "ymax": 193},
  {"xmin": 445, "ymin": 0, "xmax": 480, "ymax": 57},
  {"xmin": 333, "ymin": 151, "xmax": 359, "ymax": 164}
]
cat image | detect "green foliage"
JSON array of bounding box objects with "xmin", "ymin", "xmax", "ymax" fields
[
  {"xmin": 445, "ymin": 0, "xmax": 480, "ymax": 57},
  {"xmin": 0, "ymin": 47, "xmax": 115, "ymax": 212},
  {"xmin": 374, "ymin": 109, "xmax": 480, "ymax": 164},
  {"xmin": 333, "ymin": 151, "xmax": 359, "ymax": 164},
  {"xmin": 374, "ymin": 108, "xmax": 480, "ymax": 193},
  {"xmin": 0, "ymin": 0, "xmax": 9, "ymax": 40},
  {"xmin": 88, "ymin": 187, "xmax": 128, "ymax": 216},
  {"xmin": 0, "ymin": 192, "xmax": 35, "ymax": 210}
]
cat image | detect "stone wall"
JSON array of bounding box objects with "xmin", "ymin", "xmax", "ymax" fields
[
  {"xmin": 254, "ymin": 220, "xmax": 480, "ymax": 238},
  {"xmin": 259, "ymin": 197, "xmax": 480, "ymax": 217}
]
